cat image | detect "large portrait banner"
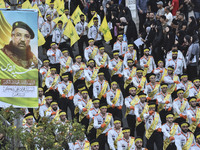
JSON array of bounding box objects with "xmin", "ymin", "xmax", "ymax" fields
[{"xmin": 0, "ymin": 10, "xmax": 38, "ymax": 108}]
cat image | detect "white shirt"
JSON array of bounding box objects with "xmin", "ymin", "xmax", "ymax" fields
[
  {"xmin": 165, "ymin": 58, "xmax": 184, "ymax": 75},
  {"xmin": 109, "ymin": 58, "xmax": 123, "ymax": 75},
  {"xmin": 59, "ymin": 56, "xmax": 73, "ymax": 73},
  {"xmin": 153, "ymin": 67, "xmax": 167, "ymax": 82},
  {"xmin": 93, "ymin": 113, "xmax": 114, "ymax": 134},
  {"xmin": 156, "ymin": 92, "xmax": 172, "ymax": 110},
  {"xmin": 41, "ymin": 21, "xmax": 56, "ymax": 37},
  {"xmin": 165, "ymin": 12, "xmax": 173, "ymax": 26},
  {"xmin": 173, "ymin": 98, "xmax": 189, "ymax": 116},
  {"xmin": 143, "ymin": 112, "xmax": 162, "ymax": 130},
  {"xmin": 113, "ymin": 40, "xmax": 128, "ymax": 57},
  {"xmin": 125, "ymin": 95, "xmax": 137, "ymax": 115},
  {"xmin": 140, "ymin": 55, "xmax": 156, "ymax": 74},
  {"xmin": 57, "ymin": 81, "xmax": 74, "ymax": 97},
  {"xmin": 94, "ymin": 52, "xmax": 110, "ymax": 67},
  {"xmin": 52, "ymin": 27, "xmax": 68, "ymax": 43},
  {"xmin": 75, "ymin": 21, "xmax": 88, "ymax": 36},
  {"xmin": 84, "ymin": 67, "xmax": 99, "ymax": 82},
  {"xmin": 117, "ymin": 137, "xmax": 135, "ymax": 150},
  {"xmin": 162, "ymin": 123, "xmax": 181, "ymax": 142},
  {"xmin": 45, "ymin": 74, "xmax": 61, "ymax": 89},
  {"xmin": 123, "ymin": 50, "xmax": 137, "ymax": 68},
  {"xmin": 45, "ymin": 8, "xmax": 58, "ymax": 21},
  {"xmin": 107, "ymin": 127, "xmax": 122, "ymax": 150},
  {"xmin": 186, "ymin": 106, "xmax": 200, "ymax": 125},
  {"xmin": 88, "ymin": 25, "xmax": 102, "ymax": 41},
  {"xmin": 106, "ymin": 89, "xmax": 124, "ymax": 107},
  {"xmin": 38, "ymin": 3, "xmax": 49, "ymax": 16},
  {"xmin": 47, "ymin": 48, "xmax": 62, "ymax": 64},
  {"xmin": 84, "ymin": 45, "xmax": 99, "ymax": 62},
  {"xmin": 72, "ymin": 62, "xmax": 86, "ymax": 80},
  {"xmin": 93, "ymin": 80, "xmax": 110, "ymax": 98}
]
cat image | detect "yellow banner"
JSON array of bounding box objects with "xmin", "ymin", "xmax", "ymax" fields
[
  {"xmin": 136, "ymin": 76, "xmax": 146, "ymax": 94},
  {"xmin": 111, "ymin": 60, "xmax": 123, "ymax": 77},
  {"xmin": 148, "ymin": 83, "xmax": 160, "ymax": 98},
  {"xmin": 63, "ymin": 82, "xmax": 72, "ymax": 96},
  {"xmin": 99, "ymin": 53, "xmax": 108, "ymax": 67},
  {"xmin": 143, "ymin": 57, "xmax": 151, "ymax": 76},
  {"xmin": 79, "ymin": 99, "xmax": 93, "ymax": 122},
  {"xmin": 96, "ymin": 113, "xmax": 112, "ymax": 138},
  {"xmin": 60, "ymin": 57, "xmax": 72, "ymax": 76},
  {"xmin": 85, "ymin": 68, "xmax": 99, "ymax": 88},
  {"xmin": 174, "ymin": 99, "xmax": 187, "ymax": 119},
  {"xmin": 90, "ymin": 46, "xmax": 98, "ymax": 59},
  {"xmin": 167, "ymin": 75, "xmax": 179, "ymax": 94},
  {"xmin": 145, "ymin": 113, "xmax": 159, "ymax": 139},
  {"xmin": 157, "ymin": 93, "xmax": 171, "ymax": 112},
  {"xmin": 136, "ymin": 104, "xmax": 149, "ymax": 126},
  {"xmin": 73, "ymin": 63, "xmax": 85, "ymax": 83},
  {"xmin": 125, "ymin": 96, "xmax": 140, "ymax": 117},
  {"xmin": 98, "ymin": 81, "xmax": 108, "ymax": 99},
  {"xmin": 163, "ymin": 124, "xmax": 178, "ymax": 150},
  {"xmin": 45, "ymin": 75, "xmax": 60, "ymax": 93},
  {"xmin": 182, "ymin": 133, "xmax": 194, "ymax": 150},
  {"xmin": 159, "ymin": 69, "xmax": 167, "ymax": 83},
  {"xmin": 184, "ymin": 82, "xmax": 193, "ymax": 98},
  {"xmin": 124, "ymin": 67, "xmax": 136, "ymax": 89},
  {"xmin": 189, "ymin": 109, "xmax": 200, "ymax": 132},
  {"xmin": 114, "ymin": 130, "xmax": 123, "ymax": 148}
]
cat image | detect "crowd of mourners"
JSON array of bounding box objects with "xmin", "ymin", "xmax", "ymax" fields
[{"xmin": 1, "ymin": 0, "xmax": 200, "ymax": 149}]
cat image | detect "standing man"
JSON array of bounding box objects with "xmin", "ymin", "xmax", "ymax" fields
[
  {"xmin": 109, "ymin": 50, "xmax": 124, "ymax": 91},
  {"xmin": 75, "ymin": 14, "xmax": 88, "ymax": 58},
  {"xmin": 93, "ymin": 72, "xmax": 110, "ymax": 104},
  {"xmin": 134, "ymin": 137, "xmax": 147, "ymax": 150},
  {"xmin": 46, "ymin": 43, "xmax": 62, "ymax": 74},
  {"xmin": 157, "ymin": 83, "xmax": 173, "ymax": 124},
  {"xmin": 84, "ymin": 38, "xmax": 98, "ymax": 62},
  {"xmin": 84, "ymin": 59, "xmax": 99, "ymax": 98},
  {"xmin": 72, "ymin": 55, "xmax": 86, "ymax": 92},
  {"xmin": 107, "ymin": 119, "xmax": 123, "ymax": 150},
  {"xmin": 125, "ymin": 86, "xmax": 139, "ymax": 136},
  {"xmin": 135, "ymin": 92, "xmax": 148, "ymax": 140},
  {"xmin": 94, "ymin": 46, "xmax": 110, "ymax": 82},
  {"xmin": 88, "ymin": 17, "xmax": 102, "ymax": 46},
  {"xmin": 39, "ymin": 59, "xmax": 50, "ymax": 88},
  {"xmin": 186, "ymin": 97, "xmax": 200, "ymax": 134},
  {"xmin": 94, "ymin": 103, "xmax": 114, "ymax": 149},
  {"xmin": 144, "ymin": 100, "xmax": 163, "ymax": 150},
  {"xmin": 57, "ymin": 72, "xmax": 74, "ymax": 119},
  {"xmin": 117, "ymin": 127, "xmax": 136, "ymax": 150},
  {"xmin": 162, "ymin": 113, "xmax": 181, "ymax": 150},
  {"xmin": 173, "ymin": 89, "xmax": 190, "ymax": 124},
  {"xmin": 153, "ymin": 60, "xmax": 167, "ymax": 82},
  {"xmin": 175, "ymin": 122, "xmax": 195, "ymax": 149},
  {"xmin": 189, "ymin": 78, "xmax": 200, "ymax": 97},
  {"xmin": 106, "ymin": 81, "xmax": 124, "ymax": 120},
  {"xmin": 113, "ymin": 34, "xmax": 128, "ymax": 59},
  {"xmin": 140, "ymin": 48, "xmax": 156, "ymax": 76},
  {"xmin": 41, "ymin": 14, "xmax": 56, "ymax": 50},
  {"xmin": 136, "ymin": 0, "xmax": 148, "ymax": 33},
  {"xmin": 123, "ymin": 43, "xmax": 137, "ymax": 68},
  {"xmin": 39, "ymin": 93, "xmax": 53, "ymax": 117}
]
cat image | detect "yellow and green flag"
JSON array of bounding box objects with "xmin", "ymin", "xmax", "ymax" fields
[
  {"xmin": 32, "ymin": 4, "xmax": 42, "ymax": 17},
  {"xmin": 22, "ymin": 0, "xmax": 32, "ymax": 9},
  {"xmin": 0, "ymin": 0, "xmax": 5, "ymax": 8},
  {"xmin": 38, "ymin": 30, "xmax": 46, "ymax": 46},
  {"xmin": 87, "ymin": 13, "xmax": 97, "ymax": 28},
  {"xmin": 56, "ymin": 0, "xmax": 64, "ymax": 15},
  {"xmin": 99, "ymin": 16, "xmax": 112, "ymax": 42},
  {"xmin": 71, "ymin": 5, "xmax": 86, "ymax": 25},
  {"xmin": 53, "ymin": 13, "xmax": 68, "ymax": 24},
  {"xmin": 63, "ymin": 20, "xmax": 80, "ymax": 46}
]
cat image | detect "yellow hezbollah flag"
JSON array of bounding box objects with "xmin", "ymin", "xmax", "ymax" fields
[
  {"xmin": 71, "ymin": 5, "xmax": 86, "ymax": 25},
  {"xmin": 0, "ymin": 0, "xmax": 5, "ymax": 8},
  {"xmin": 38, "ymin": 30, "xmax": 46, "ymax": 46},
  {"xmin": 63, "ymin": 20, "xmax": 80, "ymax": 46},
  {"xmin": 56, "ymin": 0, "xmax": 64, "ymax": 15},
  {"xmin": 22, "ymin": 0, "xmax": 32, "ymax": 9},
  {"xmin": 87, "ymin": 13, "xmax": 97, "ymax": 28},
  {"xmin": 32, "ymin": 4, "xmax": 42, "ymax": 17},
  {"xmin": 53, "ymin": 13, "xmax": 68, "ymax": 24},
  {"xmin": 0, "ymin": 11, "xmax": 12, "ymax": 49},
  {"xmin": 99, "ymin": 16, "xmax": 112, "ymax": 42}
]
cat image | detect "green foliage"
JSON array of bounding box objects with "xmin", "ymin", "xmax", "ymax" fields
[{"xmin": 0, "ymin": 107, "xmax": 85, "ymax": 149}]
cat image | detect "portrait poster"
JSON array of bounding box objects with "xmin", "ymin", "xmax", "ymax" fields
[{"xmin": 0, "ymin": 10, "xmax": 38, "ymax": 108}]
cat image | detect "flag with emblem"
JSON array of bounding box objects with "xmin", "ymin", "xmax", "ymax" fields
[
  {"xmin": 99, "ymin": 16, "xmax": 112, "ymax": 42},
  {"xmin": 53, "ymin": 13, "xmax": 68, "ymax": 24},
  {"xmin": 38, "ymin": 30, "xmax": 46, "ymax": 46},
  {"xmin": 71, "ymin": 5, "xmax": 86, "ymax": 25},
  {"xmin": 87, "ymin": 13, "xmax": 97, "ymax": 28},
  {"xmin": 32, "ymin": 4, "xmax": 42, "ymax": 17},
  {"xmin": 56, "ymin": 0, "xmax": 64, "ymax": 15},
  {"xmin": 63, "ymin": 20, "xmax": 80, "ymax": 46},
  {"xmin": 22, "ymin": 0, "xmax": 32, "ymax": 9},
  {"xmin": 0, "ymin": 0, "xmax": 5, "ymax": 8}
]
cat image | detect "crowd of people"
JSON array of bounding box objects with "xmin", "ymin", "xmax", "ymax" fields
[{"xmin": 2, "ymin": 0, "xmax": 200, "ymax": 149}]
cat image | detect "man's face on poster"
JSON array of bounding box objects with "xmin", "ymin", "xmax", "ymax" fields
[{"xmin": 11, "ymin": 28, "xmax": 31, "ymax": 51}]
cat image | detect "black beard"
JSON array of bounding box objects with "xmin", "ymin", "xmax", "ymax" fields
[{"xmin": 53, "ymin": 107, "xmax": 57, "ymax": 111}]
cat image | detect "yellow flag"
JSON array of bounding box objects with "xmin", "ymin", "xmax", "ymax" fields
[
  {"xmin": 0, "ymin": 0, "xmax": 5, "ymax": 8},
  {"xmin": 32, "ymin": 4, "xmax": 42, "ymax": 17},
  {"xmin": 22, "ymin": 0, "xmax": 32, "ymax": 9},
  {"xmin": 71, "ymin": 5, "xmax": 86, "ymax": 25},
  {"xmin": 99, "ymin": 16, "xmax": 112, "ymax": 42},
  {"xmin": 56, "ymin": 0, "xmax": 64, "ymax": 15},
  {"xmin": 87, "ymin": 13, "xmax": 97, "ymax": 28},
  {"xmin": 0, "ymin": 11, "xmax": 12, "ymax": 49},
  {"xmin": 38, "ymin": 30, "xmax": 46, "ymax": 46},
  {"xmin": 63, "ymin": 20, "xmax": 80, "ymax": 46},
  {"xmin": 53, "ymin": 13, "xmax": 68, "ymax": 25}
]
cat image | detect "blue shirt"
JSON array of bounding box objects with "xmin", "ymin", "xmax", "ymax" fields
[{"xmin": 136, "ymin": 0, "xmax": 148, "ymax": 13}]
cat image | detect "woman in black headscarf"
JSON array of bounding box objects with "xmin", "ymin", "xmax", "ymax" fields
[
  {"xmin": 177, "ymin": 30, "xmax": 186, "ymax": 46},
  {"xmin": 179, "ymin": 35, "xmax": 191, "ymax": 57},
  {"xmin": 186, "ymin": 16, "xmax": 197, "ymax": 36},
  {"xmin": 152, "ymin": 21, "xmax": 164, "ymax": 64},
  {"xmin": 123, "ymin": 7, "xmax": 138, "ymax": 42},
  {"xmin": 162, "ymin": 26, "xmax": 175, "ymax": 55}
]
